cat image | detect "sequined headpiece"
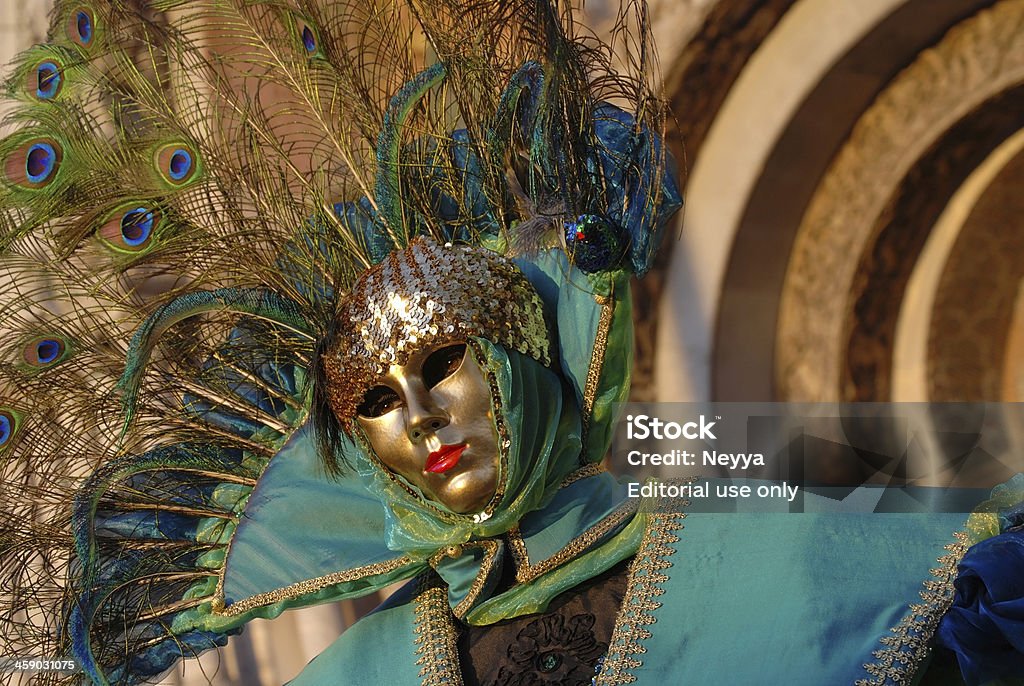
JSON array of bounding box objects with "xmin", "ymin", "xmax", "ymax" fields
[{"xmin": 322, "ymin": 237, "xmax": 551, "ymax": 422}]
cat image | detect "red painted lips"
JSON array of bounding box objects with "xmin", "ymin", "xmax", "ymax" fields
[{"xmin": 425, "ymin": 444, "xmax": 467, "ymax": 473}]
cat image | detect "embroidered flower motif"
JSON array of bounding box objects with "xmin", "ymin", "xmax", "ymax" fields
[{"xmin": 487, "ymin": 613, "xmax": 608, "ymax": 686}]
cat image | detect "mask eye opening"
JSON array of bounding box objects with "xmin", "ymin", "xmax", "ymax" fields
[
  {"xmin": 358, "ymin": 385, "xmax": 402, "ymax": 418},
  {"xmin": 423, "ymin": 343, "xmax": 467, "ymax": 389}
]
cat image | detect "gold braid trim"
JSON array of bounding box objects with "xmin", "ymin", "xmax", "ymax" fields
[
  {"xmin": 595, "ymin": 506, "xmax": 686, "ymax": 686},
  {"xmin": 560, "ymin": 462, "xmax": 606, "ymax": 488},
  {"xmin": 854, "ymin": 530, "xmax": 970, "ymax": 686},
  {"xmin": 581, "ymin": 292, "xmax": 614, "ymax": 464},
  {"xmin": 414, "ymin": 573, "xmax": 464, "ymax": 686},
  {"xmin": 507, "ymin": 498, "xmax": 639, "ymax": 584},
  {"xmin": 446, "ymin": 539, "xmax": 502, "ymax": 620},
  {"xmin": 213, "ymin": 555, "xmax": 412, "ymax": 616}
]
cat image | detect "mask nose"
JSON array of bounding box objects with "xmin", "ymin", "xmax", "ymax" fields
[{"xmin": 406, "ymin": 390, "xmax": 449, "ymax": 443}]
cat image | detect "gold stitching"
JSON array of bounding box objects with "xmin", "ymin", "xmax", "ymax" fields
[
  {"xmin": 448, "ymin": 539, "xmax": 502, "ymax": 619},
  {"xmin": 559, "ymin": 462, "xmax": 606, "ymax": 488},
  {"xmin": 854, "ymin": 530, "xmax": 970, "ymax": 686}
]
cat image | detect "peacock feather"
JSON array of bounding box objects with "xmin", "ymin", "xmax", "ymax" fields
[{"xmin": 0, "ymin": 1, "xmax": 678, "ymax": 684}]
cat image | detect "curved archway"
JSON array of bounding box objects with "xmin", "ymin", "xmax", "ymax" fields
[{"xmin": 652, "ymin": 0, "xmax": 1023, "ymax": 406}]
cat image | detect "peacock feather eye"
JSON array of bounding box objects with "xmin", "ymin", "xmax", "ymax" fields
[
  {"xmin": 0, "ymin": 412, "xmax": 12, "ymax": 447},
  {"xmin": 155, "ymin": 144, "xmax": 199, "ymax": 186},
  {"xmin": 170, "ymin": 150, "xmax": 190, "ymax": 179},
  {"xmin": 4, "ymin": 137, "xmax": 63, "ymax": 188},
  {"xmin": 26, "ymin": 143, "xmax": 57, "ymax": 183},
  {"xmin": 68, "ymin": 7, "xmax": 96, "ymax": 47},
  {"xmin": 0, "ymin": 409, "xmax": 20, "ymax": 449},
  {"xmin": 33, "ymin": 61, "xmax": 63, "ymax": 100},
  {"xmin": 295, "ymin": 19, "xmax": 322, "ymax": 57},
  {"xmin": 97, "ymin": 204, "xmax": 162, "ymax": 253},
  {"xmin": 120, "ymin": 208, "xmax": 155, "ymax": 246},
  {"xmin": 22, "ymin": 336, "xmax": 69, "ymax": 368}
]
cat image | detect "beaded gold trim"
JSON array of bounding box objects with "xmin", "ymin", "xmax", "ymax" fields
[
  {"xmin": 595, "ymin": 507, "xmax": 686, "ymax": 685},
  {"xmin": 507, "ymin": 498, "xmax": 638, "ymax": 584},
  {"xmin": 213, "ymin": 555, "xmax": 412, "ymax": 616},
  {"xmin": 449, "ymin": 539, "xmax": 502, "ymax": 619},
  {"xmin": 468, "ymin": 337, "xmax": 512, "ymax": 518},
  {"xmin": 581, "ymin": 292, "xmax": 614, "ymax": 464},
  {"xmin": 854, "ymin": 530, "xmax": 970, "ymax": 686},
  {"xmin": 414, "ymin": 573, "xmax": 465, "ymax": 686}
]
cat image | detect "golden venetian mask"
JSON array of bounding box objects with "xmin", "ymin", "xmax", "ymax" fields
[{"xmin": 355, "ymin": 341, "xmax": 500, "ymax": 514}]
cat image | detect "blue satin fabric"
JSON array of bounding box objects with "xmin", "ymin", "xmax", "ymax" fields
[
  {"xmin": 938, "ymin": 531, "xmax": 1024, "ymax": 684},
  {"xmin": 288, "ymin": 582, "xmax": 425, "ymax": 686},
  {"xmin": 938, "ymin": 475, "xmax": 1024, "ymax": 684},
  {"xmin": 220, "ymin": 423, "xmax": 406, "ymax": 611},
  {"xmin": 514, "ymin": 250, "xmax": 634, "ymax": 465}
]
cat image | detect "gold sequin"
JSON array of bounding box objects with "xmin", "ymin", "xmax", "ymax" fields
[{"xmin": 324, "ymin": 238, "xmax": 551, "ymax": 422}]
